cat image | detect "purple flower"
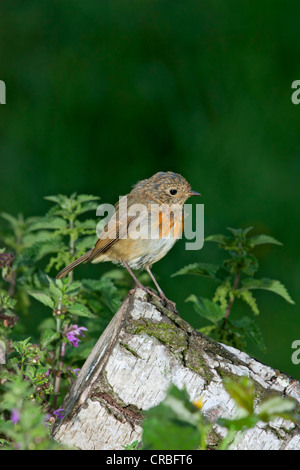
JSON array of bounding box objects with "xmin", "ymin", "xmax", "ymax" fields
[
  {"xmin": 53, "ymin": 408, "xmax": 64, "ymax": 419},
  {"xmin": 11, "ymin": 408, "xmax": 21, "ymax": 424},
  {"xmin": 65, "ymin": 324, "xmax": 88, "ymax": 348},
  {"xmin": 72, "ymin": 368, "xmax": 81, "ymax": 376}
]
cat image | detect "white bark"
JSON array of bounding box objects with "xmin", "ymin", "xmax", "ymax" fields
[{"xmin": 52, "ymin": 288, "xmax": 300, "ymax": 450}]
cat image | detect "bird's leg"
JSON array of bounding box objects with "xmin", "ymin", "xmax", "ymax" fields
[
  {"xmin": 122, "ymin": 260, "xmax": 160, "ymax": 299},
  {"xmin": 144, "ymin": 265, "xmax": 177, "ymax": 310},
  {"xmin": 144, "ymin": 265, "xmax": 166, "ymax": 299},
  {"xmin": 122, "ymin": 260, "xmax": 144, "ymax": 289}
]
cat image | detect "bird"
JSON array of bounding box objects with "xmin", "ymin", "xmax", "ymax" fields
[{"xmin": 56, "ymin": 171, "xmax": 201, "ymax": 304}]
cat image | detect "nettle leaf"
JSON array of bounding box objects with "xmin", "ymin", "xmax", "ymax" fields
[
  {"xmin": 230, "ymin": 316, "xmax": 266, "ymax": 352},
  {"xmin": 205, "ymin": 234, "xmax": 231, "ymax": 245},
  {"xmin": 227, "ymin": 226, "xmax": 253, "ymax": 238},
  {"xmin": 40, "ymin": 328, "xmax": 60, "ymax": 349},
  {"xmin": 82, "ymin": 278, "xmax": 122, "ymax": 312},
  {"xmin": 27, "ymin": 217, "xmax": 67, "ymax": 232},
  {"xmin": 46, "ymin": 276, "xmax": 63, "ymax": 301},
  {"xmin": 186, "ymin": 295, "xmax": 225, "ymax": 323},
  {"xmin": 241, "ymin": 278, "xmax": 295, "ymax": 304},
  {"xmin": 258, "ymin": 396, "xmax": 297, "ymax": 422},
  {"xmin": 76, "ymin": 194, "xmax": 100, "ymax": 203},
  {"xmin": 237, "ymin": 289, "xmax": 260, "ymax": 315},
  {"xmin": 247, "ymin": 234, "xmax": 282, "ymax": 249},
  {"xmin": 223, "ymin": 376, "xmax": 255, "ymax": 414},
  {"xmin": 44, "ymin": 194, "xmax": 68, "ymax": 206},
  {"xmin": 28, "ymin": 291, "xmax": 55, "ymax": 309},
  {"xmin": 142, "ymin": 385, "xmax": 201, "ymax": 450},
  {"xmin": 240, "ymin": 254, "xmax": 259, "ymax": 275},
  {"xmin": 65, "ymin": 281, "xmax": 82, "ymax": 296},
  {"xmin": 68, "ymin": 302, "xmax": 95, "ymax": 318},
  {"xmin": 75, "ymin": 236, "xmax": 96, "ymax": 253},
  {"xmin": 75, "ymin": 201, "xmax": 100, "ymax": 216},
  {"xmin": 23, "ymin": 238, "xmax": 66, "ymax": 262},
  {"xmin": 218, "ymin": 414, "xmax": 259, "ymax": 431},
  {"xmin": 172, "ymin": 262, "xmax": 221, "ymax": 280}
]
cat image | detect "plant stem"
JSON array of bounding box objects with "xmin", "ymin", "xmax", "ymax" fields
[
  {"xmin": 52, "ymin": 310, "xmax": 62, "ymax": 409},
  {"xmin": 69, "ymin": 218, "xmax": 75, "ymax": 284},
  {"xmin": 224, "ymin": 271, "xmax": 240, "ymax": 320}
]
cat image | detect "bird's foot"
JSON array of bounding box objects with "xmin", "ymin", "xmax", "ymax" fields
[{"xmin": 159, "ymin": 295, "xmax": 177, "ymax": 312}]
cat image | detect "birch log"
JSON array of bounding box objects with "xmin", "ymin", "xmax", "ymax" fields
[{"xmin": 51, "ymin": 288, "xmax": 300, "ymax": 450}]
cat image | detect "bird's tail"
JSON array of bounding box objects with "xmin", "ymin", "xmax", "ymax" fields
[{"xmin": 56, "ymin": 249, "xmax": 93, "ymax": 279}]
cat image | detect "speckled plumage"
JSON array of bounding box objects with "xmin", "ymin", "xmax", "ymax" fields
[{"xmin": 56, "ymin": 171, "xmax": 201, "ymax": 302}]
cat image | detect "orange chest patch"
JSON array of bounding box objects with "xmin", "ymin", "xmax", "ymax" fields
[{"xmin": 155, "ymin": 209, "xmax": 184, "ymax": 239}]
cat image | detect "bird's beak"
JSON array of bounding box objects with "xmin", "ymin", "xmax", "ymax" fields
[{"xmin": 189, "ymin": 190, "xmax": 202, "ymax": 197}]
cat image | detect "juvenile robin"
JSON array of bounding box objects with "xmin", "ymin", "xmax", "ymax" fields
[{"xmin": 56, "ymin": 171, "xmax": 201, "ymax": 303}]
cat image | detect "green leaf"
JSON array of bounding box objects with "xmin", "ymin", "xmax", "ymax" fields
[
  {"xmin": 27, "ymin": 217, "xmax": 67, "ymax": 232},
  {"xmin": 205, "ymin": 234, "xmax": 231, "ymax": 245},
  {"xmin": 218, "ymin": 414, "xmax": 259, "ymax": 431},
  {"xmin": 227, "ymin": 226, "xmax": 253, "ymax": 237},
  {"xmin": 172, "ymin": 262, "xmax": 221, "ymax": 279},
  {"xmin": 230, "ymin": 316, "xmax": 266, "ymax": 352},
  {"xmin": 46, "ymin": 276, "xmax": 63, "ymax": 301},
  {"xmin": 123, "ymin": 440, "xmax": 140, "ymax": 450},
  {"xmin": 258, "ymin": 396, "xmax": 297, "ymax": 422},
  {"xmin": 240, "ymin": 278, "xmax": 295, "ymax": 304},
  {"xmin": 82, "ymin": 278, "xmax": 122, "ymax": 312},
  {"xmin": 238, "ymin": 290, "xmax": 260, "ymax": 315},
  {"xmin": 185, "ymin": 295, "xmax": 225, "ymax": 323},
  {"xmin": 68, "ymin": 302, "xmax": 95, "ymax": 318},
  {"xmin": 22, "ymin": 238, "xmax": 66, "ymax": 261},
  {"xmin": 76, "ymin": 194, "xmax": 100, "ymax": 203},
  {"xmin": 40, "ymin": 328, "xmax": 60, "ymax": 349},
  {"xmin": 247, "ymin": 234, "xmax": 282, "ymax": 248},
  {"xmin": 142, "ymin": 385, "xmax": 201, "ymax": 450},
  {"xmin": 223, "ymin": 376, "xmax": 255, "ymax": 414},
  {"xmin": 28, "ymin": 291, "xmax": 55, "ymax": 309}
]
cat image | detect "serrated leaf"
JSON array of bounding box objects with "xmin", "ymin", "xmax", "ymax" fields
[
  {"xmin": 22, "ymin": 238, "xmax": 66, "ymax": 262},
  {"xmin": 46, "ymin": 276, "xmax": 63, "ymax": 301},
  {"xmin": 27, "ymin": 217, "xmax": 67, "ymax": 232},
  {"xmin": 238, "ymin": 290, "xmax": 260, "ymax": 315},
  {"xmin": 205, "ymin": 234, "xmax": 231, "ymax": 244},
  {"xmin": 76, "ymin": 194, "xmax": 100, "ymax": 203},
  {"xmin": 231, "ymin": 316, "xmax": 266, "ymax": 352},
  {"xmin": 227, "ymin": 226, "xmax": 253, "ymax": 237},
  {"xmin": 240, "ymin": 278, "xmax": 295, "ymax": 304},
  {"xmin": 44, "ymin": 194, "xmax": 70, "ymax": 206},
  {"xmin": 68, "ymin": 302, "xmax": 95, "ymax": 318},
  {"xmin": 143, "ymin": 385, "xmax": 201, "ymax": 450},
  {"xmin": 82, "ymin": 278, "xmax": 122, "ymax": 312},
  {"xmin": 65, "ymin": 281, "xmax": 82, "ymax": 295},
  {"xmin": 28, "ymin": 291, "xmax": 55, "ymax": 309},
  {"xmin": 172, "ymin": 262, "xmax": 220, "ymax": 279},
  {"xmin": 258, "ymin": 396, "xmax": 297, "ymax": 422},
  {"xmin": 247, "ymin": 234, "xmax": 282, "ymax": 248},
  {"xmin": 223, "ymin": 376, "xmax": 255, "ymax": 414},
  {"xmin": 185, "ymin": 295, "xmax": 225, "ymax": 323},
  {"xmin": 40, "ymin": 328, "xmax": 60, "ymax": 349},
  {"xmin": 218, "ymin": 414, "xmax": 259, "ymax": 431}
]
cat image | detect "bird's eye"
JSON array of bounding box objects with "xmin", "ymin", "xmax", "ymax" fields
[{"xmin": 169, "ymin": 188, "xmax": 177, "ymax": 196}]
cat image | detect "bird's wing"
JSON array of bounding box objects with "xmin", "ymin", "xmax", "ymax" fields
[{"xmin": 87, "ymin": 196, "xmax": 149, "ymax": 262}]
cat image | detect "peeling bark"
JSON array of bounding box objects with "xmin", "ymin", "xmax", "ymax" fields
[{"xmin": 51, "ymin": 288, "xmax": 300, "ymax": 450}]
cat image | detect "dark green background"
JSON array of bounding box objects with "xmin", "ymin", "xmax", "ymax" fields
[{"xmin": 0, "ymin": 0, "xmax": 299, "ymax": 378}]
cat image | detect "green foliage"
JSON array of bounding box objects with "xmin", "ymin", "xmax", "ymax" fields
[
  {"xmin": 0, "ymin": 198, "xmax": 296, "ymax": 450},
  {"xmin": 0, "ymin": 193, "xmax": 128, "ymax": 450},
  {"xmin": 133, "ymin": 378, "xmax": 299, "ymax": 450},
  {"xmin": 173, "ymin": 227, "xmax": 294, "ymax": 352}
]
